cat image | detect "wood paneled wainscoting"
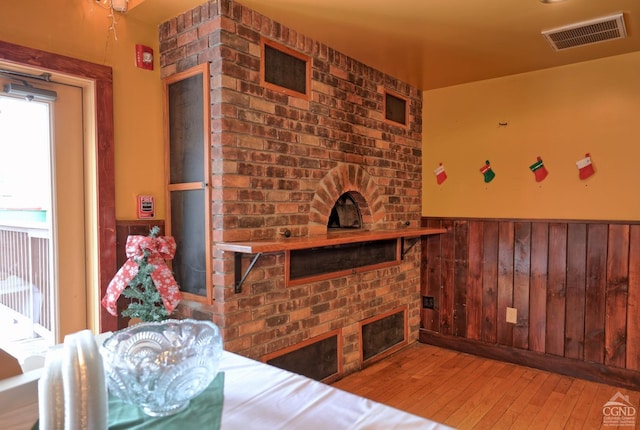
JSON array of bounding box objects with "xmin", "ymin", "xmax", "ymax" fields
[{"xmin": 420, "ymin": 217, "xmax": 640, "ymax": 390}]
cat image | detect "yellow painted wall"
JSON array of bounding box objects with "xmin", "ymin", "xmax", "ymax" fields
[
  {"xmin": 5, "ymin": 1, "xmax": 640, "ymax": 222},
  {"xmin": 423, "ymin": 51, "xmax": 640, "ymax": 221},
  {"xmin": 0, "ymin": 0, "xmax": 165, "ymax": 219}
]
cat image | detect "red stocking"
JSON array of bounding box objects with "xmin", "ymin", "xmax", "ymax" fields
[
  {"xmin": 434, "ymin": 163, "xmax": 447, "ymax": 185},
  {"xmin": 576, "ymin": 153, "xmax": 595, "ymax": 180},
  {"xmin": 529, "ymin": 156, "xmax": 548, "ymax": 182}
]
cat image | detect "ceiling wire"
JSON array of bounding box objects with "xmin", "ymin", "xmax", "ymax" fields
[{"xmin": 91, "ymin": 0, "xmax": 121, "ymax": 64}]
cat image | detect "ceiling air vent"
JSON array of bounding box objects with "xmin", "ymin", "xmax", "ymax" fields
[{"xmin": 542, "ymin": 12, "xmax": 627, "ymax": 51}]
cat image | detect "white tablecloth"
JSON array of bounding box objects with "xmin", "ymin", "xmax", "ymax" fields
[
  {"xmin": 219, "ymin": 351, "xmax": 451, "ymax": 429},
  {"xmin": 0, "ymin": 350, "xmax": 452, "ymax": 429}
]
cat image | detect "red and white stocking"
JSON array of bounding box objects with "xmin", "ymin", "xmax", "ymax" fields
[
  {"xmin": 434, "ymin": 163, "xmax": 447, "ymax": 185},
  {"xmin": 576, "ymin": 153, "xmax": 595, "ymax": 180}
]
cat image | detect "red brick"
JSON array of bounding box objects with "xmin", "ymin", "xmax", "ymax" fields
[{"xmin": 163, "ymin": 0, "xmax": 423, "ymax": 378}]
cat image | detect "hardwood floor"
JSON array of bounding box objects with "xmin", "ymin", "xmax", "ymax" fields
[{"xmin": 332, "ymin": 343, "xmax": 640, "ymax": 429}]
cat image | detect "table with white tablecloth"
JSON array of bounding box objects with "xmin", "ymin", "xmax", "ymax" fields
[
  {"xmin": 0, "ymin": 349, "xmax": 452, "ymax": 429},
  {"xmin": 218, "ymin": 350, "xmax": 451, "ymax": 429}
]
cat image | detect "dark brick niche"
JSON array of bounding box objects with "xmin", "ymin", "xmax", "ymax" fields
[
  {"xmin": 263, "ymin": 330, "xmax": 341, "ymax": 382},
  {"xmin": 287, "ymin": 239, "xmax": 399, "ymax": 286},
  {"xmin": 361, "ymin": 307, "xmax": 407, "ymax": 364}
]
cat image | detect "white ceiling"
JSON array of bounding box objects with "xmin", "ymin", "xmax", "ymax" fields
[{"xmin": 134, "ymin": 0, "xmax": 640, "ymax": 90}]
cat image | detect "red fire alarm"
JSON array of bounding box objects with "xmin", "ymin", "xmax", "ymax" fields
[
  {"xmin": 137, "ymin": 195, "xmax": 155, "ymax": 219},
  {"xmin": 135, "ymin": 44, "xmax": 154, "ymax": 70}
]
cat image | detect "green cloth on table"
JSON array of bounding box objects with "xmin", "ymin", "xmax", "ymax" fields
[
  {"xmin": 33, "ymin": 372, "xmax": 225, "ymax": 430},
  {"xmin": 108, "ymin": 371, "xmax": 225, "ymax": 429}
]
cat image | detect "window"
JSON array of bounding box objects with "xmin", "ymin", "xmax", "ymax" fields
[
  {"xmin": 261, "ymin": 38, "xmax": 310, "ymax": 100},
  {"xmin": 163, "ymin": 63, "xmax": 212, "ymax": 303}
]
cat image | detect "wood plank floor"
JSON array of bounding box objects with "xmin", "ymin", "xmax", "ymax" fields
[{"xmin": 332, "ymin": 343, "xmax": 640, "ymax": 429}]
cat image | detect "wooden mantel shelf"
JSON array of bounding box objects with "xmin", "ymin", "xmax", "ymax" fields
[
  {"xmin": 217, "ymin": 227, "xmax": 448, "ymax": 254},
  {"xmin": 219, "ymin": 227, "xmax": 447, "ymax": 293}
]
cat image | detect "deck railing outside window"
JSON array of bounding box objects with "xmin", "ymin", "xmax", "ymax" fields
[{"xmin": 0, "ymin": 219, "xmax": 53, "ymax": 344}]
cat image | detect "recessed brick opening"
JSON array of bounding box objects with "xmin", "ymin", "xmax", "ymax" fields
[
  {"xmin": 308, "ymin": 165, "xmax": 385, "ymax": 236},
  {"xmin": 328, "ymin": 193, "xmax": 362, "ymax": 229},
  {"xmin": 361, "ymin": 307, "xmax": 407, "ymax": 365},
  {"xmin": 263, "ymin": 330, "xmax": 342, "ymax": 382}
]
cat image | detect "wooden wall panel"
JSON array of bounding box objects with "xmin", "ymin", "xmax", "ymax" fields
[
  {"xmin": 481, "ymin": 222, "xmax": 499, "ymax": 344},
  {"xmin": 605, "ymin": 224, "xmax": 629, "ymax": 368},
  {"xmin": 512, "ymin": 222, "xmax": 531, "ymax": 349},
  {"xmin": 421, "ymin": 217, "xmax": 640, "ymax": 389},
  {"xmin": 584, "ymin": 224, "xmax": 607, "ymax": 364},
  {"xmin": 440, "ymin": 220, "xmax": 455, "ymax": 335},
  {"xmin": 565, "ymin": 223, "xmax": 586, "ymax": 361},
  {"xmin": 529, "ymin": 222, "xmax": 548, "ymax": 353},
  {"xmin": 546, "ymin": 223, "xmax": 567, "ymax": 357},
  {"xmin": 627, "ymin": 225, "xmax": 640, "ymax": 370},
  {"xmin": 497, "ymin": 222, "xmax": 514, "ymax": 347},
  {"xmin": 467, "ymin": 221, "xmax": 484, "ymax": 341},
  {"xmin": 422, "ymin": 218, "xmax": 442, "ymax": 332},
  {"xmin": 453, "ymin": 221, "xmax": 468, "ymax": 337}
]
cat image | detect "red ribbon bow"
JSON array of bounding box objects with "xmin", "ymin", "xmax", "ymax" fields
[{"xmin": 101, "ymin": 235, "xmax": 182, "ymax": 317}]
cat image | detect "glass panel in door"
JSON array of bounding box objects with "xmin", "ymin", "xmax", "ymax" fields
[{"xmin": 0, "ymin": 73, "xmax": 87, "ymax": 364}]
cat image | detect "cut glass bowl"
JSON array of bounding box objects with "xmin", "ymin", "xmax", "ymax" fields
[{"xmin": 100, "ymin": 318, "xmax": 222, "ymax": 417}]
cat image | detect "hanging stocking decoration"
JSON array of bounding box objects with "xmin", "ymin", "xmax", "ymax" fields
[
  {"xmin": 529, "ymin": 156, "xmax": 548, "ymax": 182},
  {"xmin": 434, "ymin": 163, "xmax": 447, "ymax": 185},
  {"xmin": 576, "ymin": 153, "xmax": 595, "ymax": 180},
  {"xmin": 480, "ymin": 160, "xmax": 496, "ymax": 183}
]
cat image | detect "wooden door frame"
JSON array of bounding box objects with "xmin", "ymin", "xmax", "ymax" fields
[{"xmin": 0, "ymin": 40, "xmax": 117, "ymax": 332}]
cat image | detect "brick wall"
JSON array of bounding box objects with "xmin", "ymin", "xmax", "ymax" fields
[{"xmin": 159, "ymin": 0, "xmax": 424, "ymax": 375}]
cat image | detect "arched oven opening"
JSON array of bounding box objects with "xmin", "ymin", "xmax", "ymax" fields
[{"xmin": 327, "ymin": 193, "xmax": 362, "ymax": 230}]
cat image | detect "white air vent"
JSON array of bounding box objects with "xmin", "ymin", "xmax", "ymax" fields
[{"xmin": 542, "ymin": 12, "xmax": 627, "ymax": 51}]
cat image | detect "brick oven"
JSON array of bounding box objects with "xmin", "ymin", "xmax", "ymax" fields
[{"xmin": 160, "ymin": 0, "xmax": 426, "ymax": 378}]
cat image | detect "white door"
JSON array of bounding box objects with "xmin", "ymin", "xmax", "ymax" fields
[{"xmin": 0, "ymin": 70, "xmax": 87, "ymax": 359}]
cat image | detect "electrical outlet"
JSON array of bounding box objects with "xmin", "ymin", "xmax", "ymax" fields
[
  {"xmin": 506, "ymin": 307, "xmax": 517, "ymax": 324},
  {"xmin": 422, "ymin": 296, "xmax": 435, "ymax": 309}
]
